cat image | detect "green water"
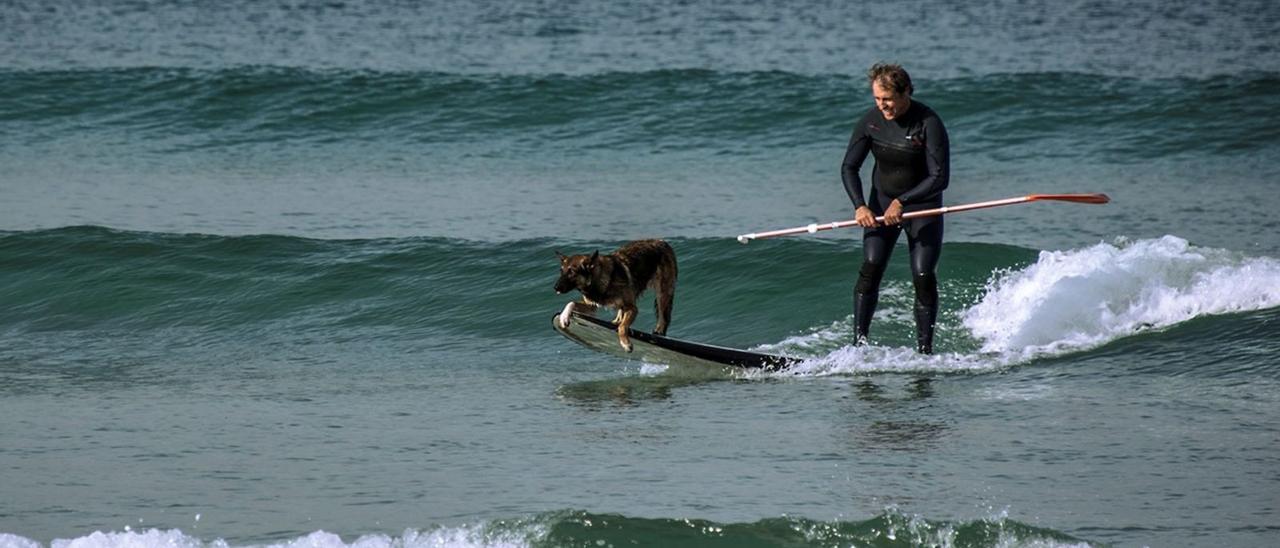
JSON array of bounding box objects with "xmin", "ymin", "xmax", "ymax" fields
[{"xmin": 4, "ymin": 1, "xmax": 1280, "ymax": 547}]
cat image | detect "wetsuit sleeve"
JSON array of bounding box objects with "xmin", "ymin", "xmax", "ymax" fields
[
  {"xmin": 841, "ymin": 116, "xmax": 872, "ymax": 209},
  {"xmin": 895, "ymin": 113, "xmax": 950, "ymax": 205}
]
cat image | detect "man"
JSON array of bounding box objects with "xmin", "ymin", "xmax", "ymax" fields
[{"xmin": 841, "ymin": 63, "xmax": 949, "ymax": 354}]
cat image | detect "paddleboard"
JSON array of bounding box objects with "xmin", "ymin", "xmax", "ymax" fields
[{"xmin": 552, "ymin": 303, "xmax": 797, "ymax": 371}]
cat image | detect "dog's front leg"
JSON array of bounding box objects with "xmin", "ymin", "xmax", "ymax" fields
[
  {"xmin": 616, "ymin": 306, "xmax": 636, "ymax": 353},
  {"xmin": 573, "ymin": 301, "xmax": 598, "ymax": 317}
]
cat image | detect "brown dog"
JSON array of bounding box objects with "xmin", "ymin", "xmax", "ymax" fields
[{"xmin": 554, "ymin": 239, "xmax": 677, "ymax": 352}]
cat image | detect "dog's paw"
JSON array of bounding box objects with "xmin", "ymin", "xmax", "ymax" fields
[
  {"xmin": 621, "ymin": 340, "xmax": 633, "ymax": 353},
  {"xmin": 557, "ymin": 302, "xmax": 575, "ymax": 328}
]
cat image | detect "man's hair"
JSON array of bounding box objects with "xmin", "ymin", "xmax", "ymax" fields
[{"xmin": 868, "ymin": 63, "xmax": 913, "ymax": 96}]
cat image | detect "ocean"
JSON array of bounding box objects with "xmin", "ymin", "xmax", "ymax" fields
[{"xmin": 2, "ymin": 1, "xmax": 1279, "ymax": 547}]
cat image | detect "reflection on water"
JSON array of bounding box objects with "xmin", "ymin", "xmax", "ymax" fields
[
  {"xmin": 854, "ymin": 377, "xmax": 935, "ymax": 403},
  {"xmin": 861, "ymin": 420, "xmax": 949, "ymax": 451},
  {"xmin": 557, "ymin": 371, "xmax": 952, "ymax": 452},
  {"xmin": 555, "ymin": 374, "xmax": 724, "ymax": 407},
  {"xmin": 846, "ymin": 376, "xmax": 949, "ymax": 452}
]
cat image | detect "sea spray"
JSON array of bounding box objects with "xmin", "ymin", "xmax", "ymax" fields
[
  {"xmin": 6, "ymin": 510, "xmax": 1094, "ymax": 548},
  {"xmin": 963, "ymin": 235, "xmax": 1280, "ymax": 356},
  {"xmin": 739, "ymin": 236, "xmax": 1280, "ymax": 376}
]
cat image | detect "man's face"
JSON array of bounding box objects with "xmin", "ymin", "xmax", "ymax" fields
[{"xmin": 872, "ymin": 81, "xmax": 910, "ymax": 121}]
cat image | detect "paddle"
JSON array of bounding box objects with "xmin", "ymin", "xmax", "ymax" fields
[{"xmin": 736, "ymin": 193, "xmax": 1110, "ymax": 244}]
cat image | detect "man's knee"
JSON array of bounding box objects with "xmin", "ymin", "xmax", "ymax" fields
[
  {"xmin": 855, "ymin": 261, "xmax": 887, "ymax": 295},
  {"xmin": 912, "ymin": 271, "xmax": 938, "ymax": 308}
]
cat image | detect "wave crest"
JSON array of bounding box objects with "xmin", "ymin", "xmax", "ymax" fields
[
  {"xmin": 4, "ymin": 508, "xmax": 1094, "ymax": 548},
  {"xmin": 964, "ymin": 235, "xmax": 1280, "ymax": 356}
]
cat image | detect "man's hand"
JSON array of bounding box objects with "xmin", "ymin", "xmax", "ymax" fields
[
  {"xmin": 854, "ymin": 206, "xmax": 877, "ymax": 227},
  {"xmin": 882, "ymin": 199, "xmax": 904, "ymax": 225}
]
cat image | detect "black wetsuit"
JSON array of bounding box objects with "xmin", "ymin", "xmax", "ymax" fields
[{"xmin": 840, "ymin": 100, "xmax": 949, "ymax": 353}]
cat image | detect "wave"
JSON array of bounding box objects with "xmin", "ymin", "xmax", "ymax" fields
[
  {"xmin": 3, "ymin": 68, "xmax": 1278, "ymax": 160},
  {"xmin": 751, "ymin": 235, "xmax": 1280, "ymax": 376},
  {"xmin": 0, "ymin": 227, "xmax": 1029, "ymax": 348},
  {"xmin": 3, "ymin": 0, "xmax": 1277, "ymax": 79},
  {"xmin": 963, "ymin": 235, "xmax": 1280, "ymax": 356},
  {"xmin": 0, "ymin": 509, "xmax": 1094, "ymax": 548},
  {"xmin": 0, "ymin": 226, "xmax": 549, "ymax": 338},
  {"xmin": 3, "ymin": 228, "xmax": 1277, "ymax": 376}
]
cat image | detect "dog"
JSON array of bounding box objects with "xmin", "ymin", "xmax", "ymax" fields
[{"xmin": 554, "ymin": 239, "xmax": 677, "ymax": 353}]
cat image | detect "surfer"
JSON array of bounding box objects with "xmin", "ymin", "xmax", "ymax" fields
[{"xmin": 841, "ymin": 63, "xmax": 949, "ymax": 354}]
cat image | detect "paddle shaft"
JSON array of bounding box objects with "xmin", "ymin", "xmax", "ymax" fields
[{"xmin": 736, "ymin": 193, "xmax": 1109, "ymax": 243}]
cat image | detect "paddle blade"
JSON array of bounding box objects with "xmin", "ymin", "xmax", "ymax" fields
[{"xmin": 1027, "ymin": 193, "xmax": 1111, "ymax": 204}]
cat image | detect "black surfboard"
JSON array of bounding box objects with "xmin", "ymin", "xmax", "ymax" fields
[{"xmin": 552, "ymin": 304, "xmax": 797, "ymax": 371}]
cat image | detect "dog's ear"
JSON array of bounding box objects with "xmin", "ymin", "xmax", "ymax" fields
[
  {"xmin": 588, "ymin": 250, "xmax": 599, "ymax": 268},
  {"xmin": 555, "ymin": 250, "xmax": 566, "ymax": 263}
]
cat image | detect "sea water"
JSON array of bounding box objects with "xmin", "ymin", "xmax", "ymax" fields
[{"xmin": 3, "ymin": 1, "xmax": 1280, "ymax": 546}]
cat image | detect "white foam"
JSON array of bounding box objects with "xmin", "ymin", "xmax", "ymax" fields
[
  {"xmin": 335, "ymin": 526, "xmax": 533, "ymax": 548},
  {"xmin": 0, "ymin": 518, "xmax": 1093, "ymax": 548},
  {"xmin": 769, "ymin": 344, "xmax": 1010, "ymax": 377},
  {"xmin": 638, "ymin": 362, "xmax": 670, "ymax": 375},
  {"xmin": 1, "ymin": 534, "xmax": 41, "ymax": 548},
  {"xmin": 963, "ymin": 235, "xmax": 1280, "ymax": 358},
  {"xmin": 750, "ymin": 317, "xmax": 856, "ymax": 355},
  {"xmin": 9, "ymin": 525, "xmax": 538, "ymax": 548},
  {"xmin": 750, "ymin": 236, "xmax": 1280, "ymax": 376},
  {"xmin": 50, "ymin": 529, "xmax": 213, "ymax": 548}
]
